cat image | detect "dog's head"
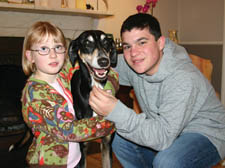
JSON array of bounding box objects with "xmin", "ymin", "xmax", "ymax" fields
[{"xmin": 68, "ymin": 30, "xmax": 117, "ymax": 81}]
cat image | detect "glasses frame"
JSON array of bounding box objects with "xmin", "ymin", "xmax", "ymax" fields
[{"xmin": 30, "ymin": 45, "xmax": 66, "ymax": 56}]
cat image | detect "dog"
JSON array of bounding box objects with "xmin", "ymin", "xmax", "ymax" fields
[{"xmin": 68, "ymin": 30, "xmax": 118, "ymax": 168}]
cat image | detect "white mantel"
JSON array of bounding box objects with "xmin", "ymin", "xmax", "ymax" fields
[
  {"xmin": 0, "ymin": 11, "xmax": 94, "ymax": 39},
  {"xmin": 0, "ymin": 2, "xmax": 112, "ymax": 39}
]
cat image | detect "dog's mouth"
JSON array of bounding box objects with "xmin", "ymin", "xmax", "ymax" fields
[
  {"xmin": 86, "ymin": 63, "xmax": 109, "ymax": 81},
  {"xmin": 93, "ymin": 68, "xmax": 108, "ymax": 78}
]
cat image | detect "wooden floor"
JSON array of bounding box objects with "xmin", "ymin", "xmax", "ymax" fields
[
  {"xmin": 1, "ymin": 134, "xmax": 224, "ymax": 168},
  {"xmin": 0, "ymin": 134, "xmax": 123, "ymax": 168},
  {"xmin": 86, "ymin": 141, "xmax": 123, "ymax": 168},
  {"xmin": 87, "ymin": 152, "xmax": 123, "ymax": 168}
]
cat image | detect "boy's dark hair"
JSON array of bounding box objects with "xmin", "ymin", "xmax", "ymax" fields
[{"xmin": 120, "ymin": 13, "xmax": 162, "ymax": 41}]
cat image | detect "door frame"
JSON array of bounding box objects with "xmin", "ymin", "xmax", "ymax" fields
[{"xmin": 222, "ymin": 1, "xmax": 225, "ymax": 106}]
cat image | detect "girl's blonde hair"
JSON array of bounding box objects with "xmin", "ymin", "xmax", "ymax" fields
[{"xmin": 22, "ymin": 21, "xmax": 68, "ymax": 76}]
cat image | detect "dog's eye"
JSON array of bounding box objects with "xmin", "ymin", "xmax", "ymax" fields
[
  {"xmin": 84, "ymin": 40, "xmax": 93, "ymax": 47},
  {"xmin": 102, "ymin": 39, "xmax": 109, "ymax": 46}
]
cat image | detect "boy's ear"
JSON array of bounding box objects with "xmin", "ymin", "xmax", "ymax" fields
[
  {"xmin": 157, "ymin": 36, "xmax": 166, "ymax": 51},
  {"xmin": 25, "ymin": 50, "xmax": 34, "ymax": 63}
]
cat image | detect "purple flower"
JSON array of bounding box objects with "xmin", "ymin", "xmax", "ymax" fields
[
  {"xmin": 143, "ymin": 5, "xmax": 149, "ymax": 13},
  {"xmin": 136, "ymin": 0, "xmax": 158, "ymax": 13},
  {"xmin": 136, "ymin": 5, "xmax": 143, "ymax": 13},
  {"xmin": 146, "ymin": 0, "xmax": 152, "ymax": 4}
]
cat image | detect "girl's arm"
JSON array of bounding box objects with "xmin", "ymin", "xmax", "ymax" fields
[{"xmin": 22, "ymin": 83, "xmax": 115, "ymax": 142}]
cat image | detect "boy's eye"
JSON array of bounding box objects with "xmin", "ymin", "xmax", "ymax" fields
[
  {"xmin": 123, "ymin": 45, "xmax": 130, "ymax": 50},
  {"xmin": 138, "ymin": 40, "xmax": 147, "ymax": 46}
]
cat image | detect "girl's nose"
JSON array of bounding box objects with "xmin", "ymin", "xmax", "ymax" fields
[{"xmin": 49, "ymin": 48, "xmax": 57, "ymax": 57}]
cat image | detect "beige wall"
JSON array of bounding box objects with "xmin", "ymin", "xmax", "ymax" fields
[
  {"xmin": 95, "ymin": 0, "xmax": 224, "ymax": 98},
  {"xmin": 94, "ymin": 0, "xmax": 179, "ymax": 39},
  {"xmin": 178, "ymin": 0, "xmax": 223, "ymax": 43},
  {"xmin": 96, "ymin": 0, "xmax": 223, "ymax": 43},
  {"xmin": 95, "ymin": 0, "xmax": 146, "ymax": 39}
]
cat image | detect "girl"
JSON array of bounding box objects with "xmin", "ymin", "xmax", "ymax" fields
[{"xmin": 21, "ymin": 21, "xmax": 118, "ymax": 168}]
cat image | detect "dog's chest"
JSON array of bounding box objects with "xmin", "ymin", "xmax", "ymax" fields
[
  {"xmin": 91, "ymin": 76, "xmax": 104, "ymax": 117},
  {"xmin": 91, "ymin": 76, "xmax": 104, "ymax": 89}
]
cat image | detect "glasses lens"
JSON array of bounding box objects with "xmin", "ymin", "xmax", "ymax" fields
[
  {"xmin": 39, "ymin": 47, "xmax": 50, "ymax": 55},
  {"xmin": 55, "ymin": 45, "xmax": 65, "ymax": 54}
]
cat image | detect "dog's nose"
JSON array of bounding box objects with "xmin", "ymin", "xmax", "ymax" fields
[{"xmin": 98, "ymin": 58, "xmax": 109, "ymax": 67}]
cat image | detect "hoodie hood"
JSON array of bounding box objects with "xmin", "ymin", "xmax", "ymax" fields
[{"xmin": 141, "ymin": 38, "xmax": 192, "ymax": 82}]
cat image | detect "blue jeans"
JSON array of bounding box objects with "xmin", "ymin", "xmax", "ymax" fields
[{"xmin": 112, "ymin": 133, "xmax": 221, "ymax": 168}]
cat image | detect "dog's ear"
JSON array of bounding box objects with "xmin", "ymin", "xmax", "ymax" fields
[
  {"xmin": 109, "ymin": 38, "xmax": 118, "ymax": 68},
  {"xmin": 68, "ymin": 39, "xmax": 80, "ymax": 67}
]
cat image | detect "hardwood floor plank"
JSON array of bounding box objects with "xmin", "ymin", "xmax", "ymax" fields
[{"xmin": 87, "ymin": 152, "xmax": 123, "ymax": 168}]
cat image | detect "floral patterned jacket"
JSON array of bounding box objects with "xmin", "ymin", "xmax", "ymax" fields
[{"xmin": 21, "ymin": 60, "xmax": 119, "ymax": 167}]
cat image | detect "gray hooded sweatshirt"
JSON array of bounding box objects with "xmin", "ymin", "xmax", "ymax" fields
[{"xmin": 106, "ymin": 38, "xmax": 225, "ymax": 159}]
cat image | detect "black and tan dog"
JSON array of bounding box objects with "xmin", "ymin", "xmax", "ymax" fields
[{"xmin": 68, "ymin": 30, "xmax": 118, "ymax": 168}]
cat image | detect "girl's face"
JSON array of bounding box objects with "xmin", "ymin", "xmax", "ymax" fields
[
  {"xmin": 122, "ymin": 28, "xmax": 165, "ymax": 76},
  {"xmin": 25, "ymin": 35, "xmax": 66, "ymax": 83}
]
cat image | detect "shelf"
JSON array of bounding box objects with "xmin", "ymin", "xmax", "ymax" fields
[{"xmin": 0, "ymin": 2, "xmax": 114, "ymax": 18}]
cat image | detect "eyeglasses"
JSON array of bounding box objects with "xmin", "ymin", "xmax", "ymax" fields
[{"xmin": 30, "ymin": 45, "xmax": 66, "ymax": 56}]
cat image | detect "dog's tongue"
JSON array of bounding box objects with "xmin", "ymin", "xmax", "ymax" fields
[{"xmin": 94, "ymin": 68, "xmax": 105, "ymax": 74}]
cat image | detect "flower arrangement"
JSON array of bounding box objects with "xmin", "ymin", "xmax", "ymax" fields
[{"xmin": 136, "ymin": 0, "xmax": 158, "ymax": 15}]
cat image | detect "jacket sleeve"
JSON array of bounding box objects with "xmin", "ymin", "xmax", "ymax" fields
[{"xmin": 22, "ymin": 82, "xmax": 115, "ymax": 143}]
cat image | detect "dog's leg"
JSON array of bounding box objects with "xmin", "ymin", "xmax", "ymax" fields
[
  {"xmin": 9, "ymin": 127, "xmax": 32, "ymax": 152},
  {"xmin": 101, "ymin": 135, "xmax": 112, "ymax": 168},
  {"xmin": 78, "ymin": 142, "xmax": 90, "ymax": 168}
]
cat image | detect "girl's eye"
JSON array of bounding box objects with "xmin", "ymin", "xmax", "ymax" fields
[
  {"xmin": 55, "ymin": 45, "xmax": 63, "ymax": 50},
  {"xmin": 40, "ymin": 46, "xmax": 49, "ymax": 51},
  {"xmin": 55, "ymin": 45, "xmax": 66, "ymax": 53}
]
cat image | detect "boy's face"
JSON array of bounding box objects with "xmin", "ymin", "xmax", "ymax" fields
[
  {"xmin": 122, "ymin": 28, "xmax": 165, "ymax": 75},
  {"xmin": 25, "ymin": 35, "xmax": 65, "ymax": 82}
]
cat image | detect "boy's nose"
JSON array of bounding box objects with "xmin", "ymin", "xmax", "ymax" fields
[{"xmin": 130, "ymin": 46, "xmax": 139, "ymax": 57}]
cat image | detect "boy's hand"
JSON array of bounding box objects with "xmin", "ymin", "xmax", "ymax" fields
[{"xmin": 89, "ymin": 86, "xmax": 118, "ymax": 116}]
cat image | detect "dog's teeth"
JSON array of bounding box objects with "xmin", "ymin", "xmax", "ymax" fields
[{"xmin": 96, "ymin": 70, "xmax": 107, "ymax": 78}]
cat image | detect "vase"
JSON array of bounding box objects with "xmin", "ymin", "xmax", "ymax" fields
[
  {"xmin": 168, "ymin": 29, "xmax": 178, "ymax": 44},
  {"xmin": 149, "ymin": 3, "xmax": 153, "ymax": 15}
]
